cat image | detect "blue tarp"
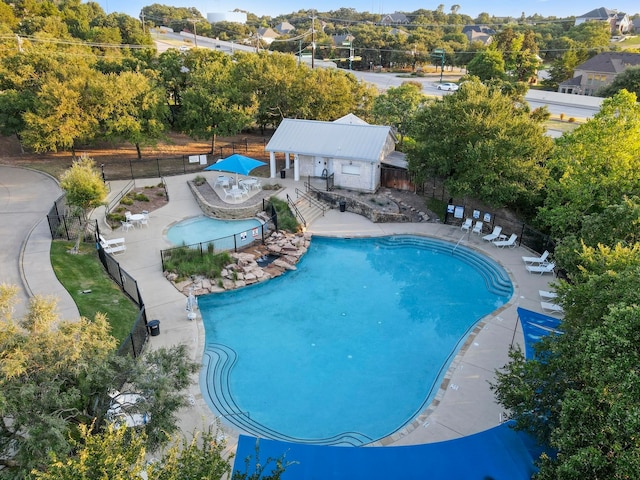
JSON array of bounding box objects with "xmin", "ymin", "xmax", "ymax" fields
[
  {"xmin": 518, "ymin": 307, "xmax": 562, "ymax": 359},
  {"xmin": 233, "ymin": 422, "xmax": 541, "ymax": 480}
]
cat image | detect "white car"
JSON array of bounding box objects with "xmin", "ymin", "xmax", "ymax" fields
[
  {"xmin": 437, "ymin": 82, "xmax": 459, "ymax": 91},
  {"xmin": 106, "ymin": 391, "xmax": 150, "ymax": 428}
]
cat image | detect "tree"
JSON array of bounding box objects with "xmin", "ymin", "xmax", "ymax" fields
[
  {"xmin": 0, "ymin": 286, "xmax": 200, "ymax": 477},
  {"xmin": 179, "ymin": 50, "xmax": 255, "ymax": 153},
  {"xmin": 537, "ymin": 90, "xmax": 640, "ymax": 237},
  {"xmin": 466, "ymin": 50, "xmax": 505, "ymax": 81},
  {"xmin": 597, "ymin": 67, "xmax": 640, "ymax": 98},
  {"xmin": 102, "ymin": 71, "xmax": 168, "ymax": 159},
  {"xmin": 407, "ymin": 79, "xmax": 553, "ymax": 211},
  {"xmin": 372, "ymin": 82, "xmax": 426, "ymax": 148},
  {"xmin": 492, "ymin": 245, "xmax": 640, "ymax": 479},
  {"xmin": 59, "ymin": 156, "xmax": 108, "ymax": 252}
]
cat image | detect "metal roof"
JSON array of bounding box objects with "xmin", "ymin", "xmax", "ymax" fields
[{"xmin": 265, "ymin": 119, "xmax": 395, "ymax": 162}]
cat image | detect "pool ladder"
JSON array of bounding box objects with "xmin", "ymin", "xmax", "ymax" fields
[{"xmin": 452, "ymin": 233, "xmax": 467, "ymax": 252}]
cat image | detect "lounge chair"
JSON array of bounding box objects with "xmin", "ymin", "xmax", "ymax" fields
[
  {"xmin": 539, "ymin": 290, "xmax": 558, "ymax": 300},
  {"xmin": 526, "ymin": 262, "xmax": 556, "ymax": 275},
  {"xmin": 522, "ymin": 250, "xmax": 550, "ymax": 265},
  {"xmin": 482, "ymin": 226, "xmax": 502, "ymax": 242},
  {"xmin": 461, "ymin": 218, "xmax": 472, "ymax": 231},
  {"xmin": 100, "ymin": 241, "xmax": 126, "ymax": 255},
  {"xmin": 493, "ymin": 233, "xmax": 517, "ymax": 248},
  {"xmin": 99, "ymin": 234, "xmax": 125, "ymax": 247},
  {"xmin": 541, "ymin": 301, "xmax": 564, "ymax": 315},
  {"xmin": 472, "ymin": 221, "xmax": 483, "ymax": 235}
]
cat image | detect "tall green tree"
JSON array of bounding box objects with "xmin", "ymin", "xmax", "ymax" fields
[
  {"xmin": 466, "ymin": 50, "xmax": 505, "ymax": 81},
  {"xmin": 102, "ymin": 71, "xmax": 168, "ymax": 158},
  {"xmin": 537, "ymin": 90, "xmax": 640, "ymax": 237},
  {"xmin": 407, "ymin": 79, "xmax": 552, "ymax": 211},
  {"xmin": 372, "ymin": 82, "xmax": 426, "ymax": 147},
  {"xmin": 179, "ymin": 50, "xmax": 255, "ymax": 153}
]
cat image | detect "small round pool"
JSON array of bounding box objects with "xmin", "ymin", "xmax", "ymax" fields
[
  {"xmin": 166, "ymin": 216, "xmax": 263, "ymax": 249},
  {"xmin": 199, "ymin": 236, "xmax": 513, "ymax": 446}
]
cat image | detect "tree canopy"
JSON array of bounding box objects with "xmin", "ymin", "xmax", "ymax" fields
[
  {"xmin": 536, "ymin": 90, "xmax": 640, "ymax": 237},
  {"xmin": 407, "ymin": 79, "xmax": 553, "ymax": 211}
]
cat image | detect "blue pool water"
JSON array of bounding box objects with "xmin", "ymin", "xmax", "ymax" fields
[
  {"xmin": 199, "ymin": 236, "xmax": 512, "ymax": 446},
  {"xmin": 166, "ymin": 216, "xmax": 262, "ymax": 248}
]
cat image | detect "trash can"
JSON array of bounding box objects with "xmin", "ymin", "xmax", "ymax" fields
[
  {"xmin": 280, "ymin": 169, "xmax": 286, "ymax": 179},
  {"xmin": 339, "ymin": 200, "xmax": 346, "ymax": 212},
  {"xmin": 147, "ymin": 319, "xmax": 160, "ymax": 336}
]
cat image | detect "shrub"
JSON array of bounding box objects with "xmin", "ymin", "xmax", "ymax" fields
[
  {"xmin": 163, "ymin": 246, "xmax": 232, "ymax": 281},
  {"xmin": 568, "ymin": 117, "xmax": 576, "ymax": 123},
  {"xmin": 268, "ymin": 196, "xmax": 298, "ymax": 233},
  {"xmin": 120, "ymin": 197, "xmax": 134, "ymax": 205},
  {"xmin": 560, "ymin": 113, "xmax": 565, "ymax": 121},
  {"xmin": 134, "ymin": 193, "xmax": 149, "ymax": 202},
  {"xmin": 193, "ymin": 175, "xmax": 207, "ymax": 186}
]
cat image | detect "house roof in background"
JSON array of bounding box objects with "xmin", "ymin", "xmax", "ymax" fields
[
  {"xmin": 576, "ymin": 52, "xmax": 640, "ymax": 74},
  {"xmin": 265, "ymin": 118, "xmax": 394, "ymax": 162},
  {"xmin": 577, "ymin": 7, "xmax": 616, "ymax": 19}
]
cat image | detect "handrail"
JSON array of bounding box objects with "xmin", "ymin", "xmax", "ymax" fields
[
  {"xmin": 286, "ymin": 194, "xmax": 306, "ymax": 228},
  {"xmin": 295, "ymin": 187, "xmax": 327, "ymax": 216},
  {"xmin": 106, "ymin": 179, "xmax": 134, "ymax": 213}
]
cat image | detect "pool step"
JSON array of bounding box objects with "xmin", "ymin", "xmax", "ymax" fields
[
  {"xmin": 377, "ymin": 236, "xmax": 513, "ymax": 298},
  {"xmin": 202, "ymin": 343, "xmax": 375, "ymax": 446}
]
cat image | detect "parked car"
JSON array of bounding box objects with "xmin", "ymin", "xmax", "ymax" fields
[{"xmin": 437, "ymin": 82, "xmax": 459, "ymax": 91}]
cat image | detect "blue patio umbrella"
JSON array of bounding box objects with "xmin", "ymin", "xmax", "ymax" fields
[{"xmin": 204, "ymin": 154, "xmax": 267, "ymax": 184}]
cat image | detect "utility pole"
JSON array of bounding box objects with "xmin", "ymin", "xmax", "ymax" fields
[
  {"xmin": 190, "ymin": 19, "xmax": 198, "ymax": 48},
  {"xmin": 311, "ymin": 12, "xmax": 315, "ymax": 69},
  {"xmin": 140, "ymin": 12, "xmax": 145, "ymax": 34}
]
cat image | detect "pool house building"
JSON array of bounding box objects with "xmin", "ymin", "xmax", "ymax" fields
[{"xmin": 265, "ymin": 115, "xmax": 398, "ymax": 193}]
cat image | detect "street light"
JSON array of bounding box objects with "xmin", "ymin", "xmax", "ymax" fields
[{"xmin": 100, "ymin": 163, "xmax": 105, "ymax": 183}]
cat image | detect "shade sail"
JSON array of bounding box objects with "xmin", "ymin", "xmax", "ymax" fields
[{"xmin": 204, "ymin": 154, "xmax": 266, "ymax": 177}]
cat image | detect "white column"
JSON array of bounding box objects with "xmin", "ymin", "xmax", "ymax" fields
[
  {"xmin": 294, "ymin": 154, "xmax": 300, "ymax": 181},
  {"xmin": 269, "ymin": 151, "xmax": 276, "ymax": 178},
  {"xmin": 285, "ymin": 152, "xmax": 290, "ymax": 169}
]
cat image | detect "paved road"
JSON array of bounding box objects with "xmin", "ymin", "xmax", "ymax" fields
[{"xmin": 0, "ymin": 166, "xmax": 78, "ymax": 320}]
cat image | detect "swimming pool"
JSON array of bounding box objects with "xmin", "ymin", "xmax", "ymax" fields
[
  {"xmin": 166, "ymin": 216, "xmax": 263, "ymax": 249},
  {"xmin": 199, "ymin": 236, "xmax": 512, "ymax": 446}
]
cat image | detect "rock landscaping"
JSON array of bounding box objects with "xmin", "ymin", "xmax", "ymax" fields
[{"xmin": 166, "ymin": 230, "xmax": 312, "ymax": 296}]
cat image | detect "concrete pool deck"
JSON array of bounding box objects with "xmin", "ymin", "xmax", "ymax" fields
[{"xmin": 16, "ymin": 168, "xmax": 559, "ymax": 451}]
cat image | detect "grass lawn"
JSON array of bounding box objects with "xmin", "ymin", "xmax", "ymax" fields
[
  {"xmin": 544, "ymin": 118, "xmax": 582, "ymax": 133},
  {"xmin": 50, "ymin": 240, "xmax": 139, "ymax": 344}
]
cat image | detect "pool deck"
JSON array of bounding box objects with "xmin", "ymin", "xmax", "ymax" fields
[{"xmin": 24, "ymin": 169, "xmax": 559, "ymax": 451}]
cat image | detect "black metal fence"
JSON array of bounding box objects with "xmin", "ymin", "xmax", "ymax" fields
[
  {"xmin": 100, "ymin": 138, "xmax": 269, "ymax": 182},
  {"xmin": 46, "ymin": 193, "xmax": 149, "ymax": 359},
  {"xmin": 442, "ymin": 204, "xmax": 555, "ymax": 255},
  {"xmin": 47, "ymin": 194, "xmax": 84, "ymax": 240},
  {"xmin": 160, "ymin": 220, "xmax": 272, "ymax": 272}
]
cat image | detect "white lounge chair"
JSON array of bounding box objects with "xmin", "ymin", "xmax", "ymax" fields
[
  {"xmin": 522, "ymin": 250, "xmax": 550, "ymax": 265},
  {"xmin": 493, "ymin": 233, "xmax": 517, "ymax": 248},
  {"xmin": 482, "ymin": 226, "xmax": 502, "ymax": 242},
  {"xmin": 461, "ymin": 218, "xmax": 472, "ymax": 231},
  {"xmin": 526, "ymin": 262, "xmax": 556, "ymax": 275},
  {"xmin": 472, "ymin": 221, "xmax": 483, "ymax": 235},
  {"xmin": 539, "ymin": 290, "xmax": 558, "ymax": 300},
  {"xmin": 100, "ymin": 241, "xmax": 126, "ymax": 255},
  {"xmin": 541, "ymin": 301, "xmax": 564, "ymax": 315},
  {"xmin": 99, "ymin": 234, "xmax": 125, "ymax": 247}
]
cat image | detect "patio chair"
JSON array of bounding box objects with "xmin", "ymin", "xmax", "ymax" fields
[
  {"xmin": 460, "ymin": 218, "xmax": 472, "ymax": 232},
  {"xmin": 121, "ymin": 221, "xmax": 134, "ymax": 232},
  {"xmin": 222, "ymin": 187, "xmax": 234, "ymax": 200},
  {"xmin": 526, "ymin": 262, "xmax": 556, "ymax": 275},
  {"xmin": 472, "ymin": 221, "xmax": 483, "ymax": 235},
  {"xmin": 492, "ymin": 233, "xmax": 517, "ymax": 248},
  {"xmin": 522, "ymin": 250, "xmax": 549, "ymax": 265},
  {"xmin": 482, "ymin": 225, "xmax": 502, "ymax": 242}
]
